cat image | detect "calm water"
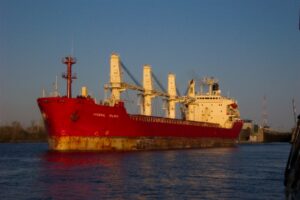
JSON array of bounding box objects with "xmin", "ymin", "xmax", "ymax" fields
[{"xmin": 0, "ymin": 143, "xmax": 290, "ymax": 200}]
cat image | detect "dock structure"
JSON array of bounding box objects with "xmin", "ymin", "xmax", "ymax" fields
[{"xmin": 285, "ymin": 115, "xmax": 300, "ymax": 199}]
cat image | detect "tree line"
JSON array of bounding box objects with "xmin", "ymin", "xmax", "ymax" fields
[{"xmin": 0, "ymin": 121, "xmax": 47, "ymax": 142}]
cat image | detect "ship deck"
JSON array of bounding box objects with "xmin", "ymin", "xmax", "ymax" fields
[{"xmin": 129, "ymin": 114, "xmax": 220, "ymax": 128}]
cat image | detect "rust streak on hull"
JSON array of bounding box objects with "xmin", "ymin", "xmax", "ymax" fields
[{"xmin": 48, "ymin": 136, "xmax": 237, "ymax": 151}]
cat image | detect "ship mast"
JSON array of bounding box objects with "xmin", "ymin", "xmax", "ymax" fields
[
  {"xmin": 167, "ymin": 73, "xmax": 178, "ymax": 118},
  {"xmin": 62, "ymin": 56, "xmax": 77, "ymax": 98},
  {"xmin": 142, "ymin": 65, "xmax": 154, "ymax": 115}
]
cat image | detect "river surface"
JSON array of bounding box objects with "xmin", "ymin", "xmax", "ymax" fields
[{"xmin": 0, "ymin": 143, "xmax": 290, "ymax": 200}]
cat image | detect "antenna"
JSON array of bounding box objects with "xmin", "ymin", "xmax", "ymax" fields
[
  {"xmin": 42, "ymin": 88, "xmax": 46, "ymax": 97},
  {"xmin": 55, "ymin": 75, "xmax": 58, "ymax": 91},
  {"xmin": 71, "ymin": 36, "xmax": 74, "ymax": 56},
  {"xmin": 62, "ymin": 56, "xmax": 77, "ymax": 98},
  {"xmin": 292, "ymin": 98, "xmax": 297, "ymax": 126},
  {"xmin": 262, "ymin": 95, "xmax": 268, "ymax": 128},
  {"xmin": 52, "ymin": 75, "xmax": 59, "ymax": 97},
  {"xmin": 298, "ymin": 7, "xmax": 300, "ymax": 31}
]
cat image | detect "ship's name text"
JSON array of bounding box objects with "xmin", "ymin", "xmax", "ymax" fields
[{"xmin": 93, "ymin": 113, "xmax": 119, "ymax": 118}]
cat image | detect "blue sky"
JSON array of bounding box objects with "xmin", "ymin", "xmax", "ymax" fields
[{"xmin": 0, "ymin": 0, "xmax": 300, "ymax": 130}]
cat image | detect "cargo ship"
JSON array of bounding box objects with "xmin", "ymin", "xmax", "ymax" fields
[{"xmin": 37, "ymin": 54, "xmax": 243, "ymax": 151}]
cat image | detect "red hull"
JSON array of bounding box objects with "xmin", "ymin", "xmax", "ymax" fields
[{"xmin": 37, "ymin": 97, "xmax": 243, "ymax": 151}]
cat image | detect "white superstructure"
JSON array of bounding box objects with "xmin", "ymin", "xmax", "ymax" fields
[
  {"xmin": 184, "ymin": 77, "xmax": 240, "ymax": 128},
  {"xmin": 105, "ymin": 53, "xmax": 241, "ymax": 128}
]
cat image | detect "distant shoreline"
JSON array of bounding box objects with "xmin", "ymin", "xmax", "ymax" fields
[{"xmin": 0, "ymin": 140, "xmax": 47, "ymax": 143}]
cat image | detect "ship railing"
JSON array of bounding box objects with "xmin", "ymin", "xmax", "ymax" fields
[{"xmin": 129, "ymin": 115, "xmax": 219, "ymax": 128}]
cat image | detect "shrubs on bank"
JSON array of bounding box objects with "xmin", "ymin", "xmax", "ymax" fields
[{"xmin": 0, "ymin": 121, "xmax": 47, "ymax": 143}]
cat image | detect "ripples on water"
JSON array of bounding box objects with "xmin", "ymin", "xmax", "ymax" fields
[{"xmin": 0, "ymin": 143, "xmax": 289, "ymax": 200}]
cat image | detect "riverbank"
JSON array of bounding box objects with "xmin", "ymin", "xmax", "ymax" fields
[{"xmin": 0, "ymin": 122, "xmax": 47, "ymax": 143}]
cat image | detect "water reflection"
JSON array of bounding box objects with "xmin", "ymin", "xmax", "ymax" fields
[
  {"xmin": 0, "ymin": 143, "xmax": 288, "ymax": 199},
  {"xmin": 40, "ymin": 151, "xmax": 127, "ymax": 199},
  {"xmin": 38, "ymin": 146, "xmax": 285, "ymax": 199},
  {"xmin": 43, "ymin": 151, "xmax": 115, "ymax": 168},
  {"xmin": 39, "ymin": 148, "xmax": 238, "ymax": 199}
]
